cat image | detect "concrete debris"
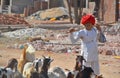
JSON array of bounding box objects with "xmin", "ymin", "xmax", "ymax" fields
[
  {"xmin": 2, "ymin": 28, "xmax": 48, "ymax": 39},
  {"xmin": 102, "ymin": 23, "xmax": 120, "ymax": 35}
]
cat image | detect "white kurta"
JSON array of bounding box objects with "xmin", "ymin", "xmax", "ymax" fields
[{"xmin": 70, "ymin": 28, "xmax": 100, "ymax": 75}]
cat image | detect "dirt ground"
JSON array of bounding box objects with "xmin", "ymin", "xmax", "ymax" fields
[{"xmin": 0, "ymin": 47, "xmax": 120, "ymax": 78}]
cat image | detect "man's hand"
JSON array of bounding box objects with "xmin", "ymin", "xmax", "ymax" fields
[
  {"xmin": 95, "ymin": 23, "xmax": 102, "ymax": 32},
  {"xmin": 67, "ymin": 27, "xmax": 77, "ymax": 33}
]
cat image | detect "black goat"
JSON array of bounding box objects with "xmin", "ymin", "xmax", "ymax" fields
[
  {"xmin": 39, "ymin": 56, "xmax": 53, "ymax": 78},
  {"xmin": 67, "ymin": 71, "xmax": 74, "ymax": 78},
  {"xmin": 66, "ymin": 55, "xmax": 86, "ymax": 78},
  {"xmin": 75, "ymin": 66, "xmax": 94, "ymax": 78},
  {"xmin": 30, "ymin": 72, "xmax": 39, "ymax": 78},
  {"xmin": 74, "ymin": 55, "xmax": 96, "ymax": 78}
]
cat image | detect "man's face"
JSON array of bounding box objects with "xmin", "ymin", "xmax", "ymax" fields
[{"xmin": 84, "ymin": 23, "xmax": 93, "ymax": 30}]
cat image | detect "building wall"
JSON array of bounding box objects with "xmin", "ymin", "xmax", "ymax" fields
[
  {"xmin": 99, "ymin": 0, "xmax": 118, "ymax": 23},
  {"xmin": 118, "ymin": 0, "xmax": 120, "ymax": 19},
  {"xmin": 11, "ymin": 0, "xmax": 34, "ymax": 13},
  {"xmin": 49, "ymin": 0, "xmax": 64, "ymax": 8}
]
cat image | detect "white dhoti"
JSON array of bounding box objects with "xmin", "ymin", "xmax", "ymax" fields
[{"xmin": 83, "ymin": 61, "xmax": 100, "ymax": 75}]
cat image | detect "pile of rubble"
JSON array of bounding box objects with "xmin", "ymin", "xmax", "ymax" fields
[
  {"xmin": 102, "ymin": 23, "xmax": 120, "ymax": 35},
  {"xmin": 2, "ymin": 28, "xmax": 48, "ymax": 39},
  {"xmin": 0, "ymin": 14, "xmax": 31, "ymax": 26},
  {"xmin": 98, "ymin": 23, "xmax": 120, "ymax": 56}
]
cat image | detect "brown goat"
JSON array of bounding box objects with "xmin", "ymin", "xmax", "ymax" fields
[
  {"xmin": 18, "ymin": 45, "xmax": 28, "ymax": 73},
  {"xmin": 74, "ymin": 55, "xmax": 86, "ymax": 71},
  {"xmin": 5, "ymin": 58, "xmax": 18, "ymax": 70}
]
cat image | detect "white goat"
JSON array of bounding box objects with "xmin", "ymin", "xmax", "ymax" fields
[
  {"xmin": 26, "ymin": 43, "xmax": 36, "ymax": 62},
  {"xmin": 48, "ymin": 67, "xmax": 67, "ymax": 78},
  {"xmin": 3, "ymin": 58, "xmax": 18, "ymax": 78},
  {"xmin": 48, "ymin": 72, "xmax": 59, "ymax": 78},
  {"xmin": 0, "ymin": 67, "xmax": 7, "ymax": 78},
  {"xmin": 22, "ymin": 58, "xmax": 43, "ymax": 78},
  {"xmin": 4, "ymin": 68, "xmax": 14, "ymax": 78}
]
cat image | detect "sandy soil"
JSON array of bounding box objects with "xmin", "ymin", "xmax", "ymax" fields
[{"xmin": 0, "ymin": 47, "xmax": 120, "ymax": 78}]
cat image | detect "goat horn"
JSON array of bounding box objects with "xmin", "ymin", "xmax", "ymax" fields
[
  {"xmin": 42, "ymin": 55, "xmax": 46, "ymax": 58},
  {"xmin": 49, "ymin": 59, "xmax": 54, "ymax": 63}
]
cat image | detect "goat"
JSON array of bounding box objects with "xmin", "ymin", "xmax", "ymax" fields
[
  {"xmin": 96, "ymin": 75, "xmax": 103, "ymax": 78},
  {"xmin": 3, "ymin": 58, "xmax": 23, "ymax": 78},
  {"xmin": 25, "ymin": 43, "xmax": 36, "ymax": 62},
  {"xmin": 0, "ymin": 58, "xmax": 18, "ymax": 78},
  {"xmin": 13, "ymin": 61, "xmax": 23, "ymax": 78},
  {"xmin": 18, "ymin": 45, "xmax": 28, "ymax": 73},
  {"xmin": 22, "ymin": 62, "xmax": 33, "ymax": 77},
  {"xmin": 74, "ymin": 55, "xmax": 103, "ymax": 78},
  {"xmin": 5, "ymin": 58, "xmax": 18, "ymax": 70},
  {"xmin": 67, "ymin": 72, "xmax": 74, "ymax": 78},
  {"xmin": 2, "ymin": 68, "xmax": 14, "ymax": 78},
  {"xmin": 25, "ymin": 66, "xmax": 36, "ymax": 78},
  {"xmin": 30, "ymin": 71, "xmax": 39, "ymax": 78},
  {"xmin": 18, "ymin": 43, "xmax": 36, "ymax": 73},
  {"xmin": 33, "ymin": 58, "xmax": 43, "ymax": 72},
  {"xmin": 65, "ymin": 69, "xmax": 75, "ymax": 78},
  {"xmin": 39, "ymin": 56, "xmax": 53, "ymax": 78},
  {"xmin": 5, "ymin": 58, "xmax": 18, "ymax": 78},
  {"xmin": 52, "ymin": 67, "xmax": 66, "ymax": 78},
  {"xmin": 23, "ymin": 58, "xmax": 43, "ymax": 78},
  {"xmin": 74, "ymin": 55, "xmax": 100, "ymax": 78},
  {"xmin": 48, "ymin": 72, "xmax": 59, "ymax": 78},
  {"xmin": 74, "ymin": 55, "xmax": 86, "ymax": 71},
  {"xmin": 0, "ymin": 67, "xmax": 7, "ymax": 78},
  {"xmin": 75, "ymin": 66, "xmax": 95, "ymax": 78},
  {"xmin": 48, "ymin": 66, "xmax": 67, "ymax": 78},
  {"xmin": 65, "ymin": 55, "xmax": 86, "ymax": 78}
]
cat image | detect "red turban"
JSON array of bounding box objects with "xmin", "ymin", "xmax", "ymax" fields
[{"xmin": 81, "ymin": 14, "xmax": 95, "ymax": 25}]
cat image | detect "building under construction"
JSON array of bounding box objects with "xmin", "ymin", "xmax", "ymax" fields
[{"xmin": 0, "ymin": 0, "xmax": 120, "ymax": 23}]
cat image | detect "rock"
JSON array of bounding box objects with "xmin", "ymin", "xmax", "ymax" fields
[
  {"xmin": 105, "ymin": 50, "xmax": 113, "ymax": 55},
  {"xmin": 39, "ymin": 7, "xmax": 69, "ymax": 20}
]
